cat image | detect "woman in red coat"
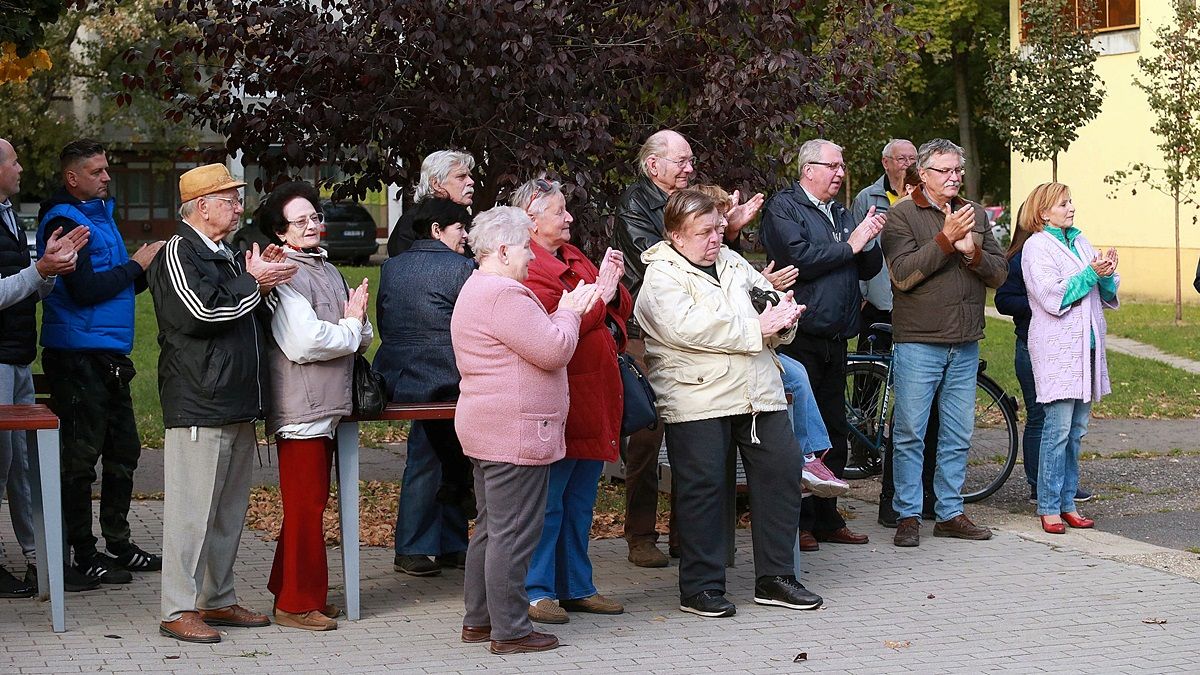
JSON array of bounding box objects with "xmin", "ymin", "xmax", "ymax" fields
[{"xmin": 512, "ymin": 178, "xmax": 633, "ymax": 624}]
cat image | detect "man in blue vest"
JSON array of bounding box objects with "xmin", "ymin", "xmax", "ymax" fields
[{"xmin": 37, "ymin": 139, "xmax": 166, "ymax": 585}]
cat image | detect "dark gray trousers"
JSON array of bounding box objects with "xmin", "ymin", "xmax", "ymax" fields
[
  {"xmin": 463, "ymin": 459, "xmax": 549, "ymax": 641},
  {"xmin": 665, "ymin": 410, "xmax": 803, "ymax": 599}
]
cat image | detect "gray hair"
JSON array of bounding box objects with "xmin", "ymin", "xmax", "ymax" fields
[
  {"xmin": 414, "ymin": 150, "xmax": 475, "ymax": 202},
  {"xmin": 882, "ymin": 138, "xmax": 915, "ymax": 158},
  {"xmin": 0, "ymin": 139, "xmax": 10, "ymax": 163},
  {"xmin": 637, "ymin": 130, "xmax": 675, "ymax": 178},
  {"xmin": 178, "ymin": 197, "xmax": 200, "ymax": 219},
  {"xmin": 509, "ymin": 178, "xmax": 563, "ymax": 216},
  {"xmin": 796, "ymin": 139, "xmax": 843, "ymax": 170},
  {"xmin": 917, "ymin": 138, "xmax": 965, "ymax": 169},
  {"xmin": 469, "ymin": 206, "xmax": 532, "ymax": 260}
]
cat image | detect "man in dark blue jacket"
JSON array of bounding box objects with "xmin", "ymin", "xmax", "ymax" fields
[
  {"xmin": 760, "ymin": 138, "xmax": 886, "ymax": 552},
  {"xmin": 37, "ymin": 139, "xmax": 166, "ymax": 585}
]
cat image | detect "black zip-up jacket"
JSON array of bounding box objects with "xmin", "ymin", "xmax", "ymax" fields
[
  {"xmin": 147, "ymin": 222, "xmax": 272, "ymax": 428},
  {"xmin": 0, "ymin": 212, "xmax": 38, "ymax": 365},
  {"xmin": 759, "ymin": 182, "xmax": 883, "ymax": 341},
  {"xmin": 612, "ymin": 176, "xmax": 669, "ymax": 303}
]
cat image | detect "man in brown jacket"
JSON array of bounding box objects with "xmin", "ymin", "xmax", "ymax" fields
[{"xmin": 880, "ymin": 138, "xmax": 1007, "ymax": 548}]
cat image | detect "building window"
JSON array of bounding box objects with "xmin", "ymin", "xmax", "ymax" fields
[{"xmin": 1021, "ymin": 0, "xmax": 1138, "ymax": 38}]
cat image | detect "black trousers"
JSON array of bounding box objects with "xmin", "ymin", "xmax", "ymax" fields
[
  {"xmin": 43, "ymin": 349, "xmax": 143, "ymax": 557},
  {"xmin": 783, "ymin": 336, "xmax": 848, "ymax": 533},
  {"xmin": 665, "ymin": 411, "xmax": 803, "ymax": 599}
]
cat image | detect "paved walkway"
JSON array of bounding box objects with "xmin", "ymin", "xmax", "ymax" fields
[
  {"xmin": 3, "ymin": 500, "xmax": 1199, "ymax": 673},
  {"xmin": 985, "ymin": 306, "xmax": 1200, "ymax": 374}
]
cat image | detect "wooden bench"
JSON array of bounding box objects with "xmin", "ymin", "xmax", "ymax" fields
[
  {"xmin": 335, "ymin": 401, "xmax": 456, "ymax": 621},
  {"xmin": 0, "ymin": 403, "xmax": 66, "ymax": 633}
]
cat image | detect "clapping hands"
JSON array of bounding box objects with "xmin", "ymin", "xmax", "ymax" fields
[
  {"xmin": 758, "ymin": 290, "xmax": 805, "ymax": 336},
  {"xmin": 595, "ymin": 248, "xmax": 625, "ymax": 304},
  {"xmin": 848, "ymin": 205, "xmax": 887, "ymax": 253},
  {"xmin": 761, "ymin": 260, "xmax": 799, "ymax": 291},
  {"xmin": 35, "ymin": 225, "xmax": 91, "ymax": 278},
  {"xmin": 246, "ymin": 243, "xmax": 298, "ymax": 292},
  {"xmin": 1090, "ymin": 248, "xmax": 1118, "ymax": 277},
  {"xmin": 559, "ymin": 280, "xmax": 601, "ymax": 315},
  {"xmin": 726, "ymin": 189, "xmax": 766, "ymax": 236},
  {"xmin": 344, "ymin": 278, "xmax": 369, "ymax": 321}
]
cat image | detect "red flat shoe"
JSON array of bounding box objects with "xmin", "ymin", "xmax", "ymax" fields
[
  {"xmin": 1061, "ymin": 512, "xmax": 1095, "ymax": 528},
  {"xmin": 1040, "ymin": 516, "xmax": 1066, "ymax": 534}
]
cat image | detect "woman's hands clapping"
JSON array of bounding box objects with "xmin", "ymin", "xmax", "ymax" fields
[
  {"xmin": 1090, "ymin": 247, "xmax": 1118, "ymax": 277},
  {"xmin": 344, "ymin": 278, "xmax": 369, "ymax": 322},
  {"xmin": 758, "ymin": 290, "xmax": 805, "ymax": 336},
  {"xmin": 595, "ymin": 248, "xmax": 625, "ymax": 304},
  {"xmin": 559, "ymin": 280, "xmax": 601, "ymax": 315}
]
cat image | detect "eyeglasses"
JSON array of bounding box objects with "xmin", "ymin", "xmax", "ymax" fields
[
  {"xmin": 807, "ymin": 161, "xmax": 846, "ymax": 172},
  {"xmin": 887, "ymin": 155, "xmax": 917, "ymax": 163},
  {"xmin": 528, "ymin": 178, "xmax": 554, "ymax": 209},
  {"xmin": 657, "ymin": 156, "xmax": 696, "ymax": 169},
  {"xmin": 925, "ymin": 166, "xmax": 966, "ymax": 176},
  {"xmin": 203, "ymin": 195, "xmax": 243, "ymax": 207},
  {"xmin": 287, "ymin": 213, "xmax": 325, "ymax": 228}
]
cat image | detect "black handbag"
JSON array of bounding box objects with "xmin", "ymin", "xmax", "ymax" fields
[
  {"xmin": 619, "ymin": 352, "xmax": 658, "ymax": 436},
  {"xmin": 352, "ymin": 353, "xmax": 387, "ymax": 417}
]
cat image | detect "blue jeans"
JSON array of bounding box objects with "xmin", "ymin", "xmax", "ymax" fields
[
  {"xmin": 1013, "ymin": 339, "xmax": 1046, "ymax": 487},
  {"xmin": 525, "ymin": 458, "xmax": 603, "ymax": 602},
  {"xmin": 394, "ymin": 421, "xmax": 469, "ymax": 556},
  {"xmin": 1037, "ymin": 398, "xmax": 1090, "ymax": 516},
  {"xmin": 891, "ymin": 341, "xmax": 979, "ymax": 522},
  {"xmin": 778, "ymin": 353, "xmax": 832, "ymax": 454}
]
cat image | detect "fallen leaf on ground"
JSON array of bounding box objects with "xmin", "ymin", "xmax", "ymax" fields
[
  {"xmin": 1142, "ymin": 618, "xmax": 1168, "ymax": 625},
  {"xmin": 884, "ymin": 640, "xmax": 912, "ymax": 650},
  {"xmin": 793, "ymin": 652, "xmax": 808, "ymax": 662},
  {"xmin": 926, "ymin": 594, "xmax": 935, "ymax": 599}
]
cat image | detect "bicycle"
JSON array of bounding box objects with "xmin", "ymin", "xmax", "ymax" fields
[{"xmin": 843, "ymin": 323, "xmax": 1020, "ymax": 503}]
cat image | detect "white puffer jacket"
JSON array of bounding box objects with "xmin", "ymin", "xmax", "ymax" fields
[{"xmin": 633, "ymin": 242, "xmax": 794, "ymax": 424}]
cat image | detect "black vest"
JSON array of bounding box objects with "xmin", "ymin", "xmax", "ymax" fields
[{"xmin": 0, "ymin": 219, "xmax": 38, "ymax": 365}]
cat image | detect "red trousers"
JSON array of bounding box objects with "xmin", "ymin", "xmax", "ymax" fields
[{"xmin": 268, "ymin": 436, "xmax": 334, "ymax": 613}]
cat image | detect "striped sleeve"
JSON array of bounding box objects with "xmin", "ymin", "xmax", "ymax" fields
[{"xmin": 163, "ymin": 236, "xmax": 260, "ymax": 324}]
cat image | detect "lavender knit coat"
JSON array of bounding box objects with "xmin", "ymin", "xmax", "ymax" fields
[{"xmin": 1021, "ymin": 230, "xmax": 1119, "ymax": 404}]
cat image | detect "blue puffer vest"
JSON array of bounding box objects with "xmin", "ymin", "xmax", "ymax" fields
[{"xmin": 37, "ymin": 199, "xmax": 135, "ymax": 353}]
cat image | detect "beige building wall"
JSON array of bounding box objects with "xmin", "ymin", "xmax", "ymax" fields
[{"xmin": 1008, "ymin": 0, "xmax": 1200, "ymax": 303}]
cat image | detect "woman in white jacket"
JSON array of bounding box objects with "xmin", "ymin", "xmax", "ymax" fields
[
  {"xmin": 632, "ymin": 189, "xmax": 819, "ymax": 619},
  {"xmin": 259, "ymin": 182, "xmax": 373, "ymax": 631}
]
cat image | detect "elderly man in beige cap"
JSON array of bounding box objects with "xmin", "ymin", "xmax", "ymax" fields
[{"xmin": 148, "ymin": 163, "xmax": 296, "ymax": 643}]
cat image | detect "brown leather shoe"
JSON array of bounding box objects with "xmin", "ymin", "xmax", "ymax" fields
[
  {"xmin": 627, "ymin": 541, "xmax": 669, "ymax": 568},
  {"xmin": 933, "ymin": 514, "xmax": 993, "ymax": 540},
  {"xmin": 798, "ymin": 530, "xmax": 819, "ymax": 552},
  {"xmin": 198, "ymin": 604, "xmax": 271, "ymax": 628},
  {"xmin": 322, "ymin": 604, "xmax": 343, "ymax": 619},
  {"xmin": 893, "ymin": 517, "xmax": 920, "ymax": 547},
  {"xmin": 560, "ymin": 593, "xmax": 624, "ymax": 615},
  {"xmin": 489, "ymin": 630, "xmax": 559, "ymax": 655},
  {"xmin": 274, "ymin": 608, "xmax": 337, "ymax": 631},
  {"xmin": 159, "ymin": 611, "xmax": 221, "ymax": 643},
  {"xmin": 528, "ymin": 598, "xmax": 569, "ymax": 624},
  {"xmin": 814, "ymin": 527, "xmax": 869, "ymax": 544},
  {"xmin": 461, "ymin": 625, "xmax": 491, "ymax": 643}
]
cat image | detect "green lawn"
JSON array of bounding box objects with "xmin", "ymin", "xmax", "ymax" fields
[
  {"xmin": 980, "ymin": 316, "xmax": 1200, "ymax": 420},
  {"xmin": 1102, "ymin": 301, "xmax": 1200, "ymax": 363},
  {"xmin": 36, "ymin": 265, "xmax": 391, "ymax": 449}
]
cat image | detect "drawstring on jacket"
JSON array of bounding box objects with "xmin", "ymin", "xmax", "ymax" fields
[{"xmin": 750, "ymin": 411, "xmax": 761, "ymax": 445}]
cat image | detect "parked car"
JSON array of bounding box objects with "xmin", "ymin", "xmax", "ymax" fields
[
  {"xmin": 984, "ymin": 205, "xmax": 1009, "ymax": 247},
  {"xmin": 230, "ymin": 199, "xmax": 378, "ymax": 264},
  {"xmin": 18, "ymin": 214, "xmax": 37, "ymax": 260}
]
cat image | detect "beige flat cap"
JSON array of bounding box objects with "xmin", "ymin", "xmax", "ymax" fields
[{"xmin": 179, "ymin": 163, "xmax": 246, "ymax": 202}]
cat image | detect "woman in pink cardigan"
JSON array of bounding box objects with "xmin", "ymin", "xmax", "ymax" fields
[
  {"xmin": 450, "ymin": 206, "xmax": 599, "ymax": 655},
  {"xmin": 1019, "ymin": 183, "xmax": 1119, "ymax": 534}
]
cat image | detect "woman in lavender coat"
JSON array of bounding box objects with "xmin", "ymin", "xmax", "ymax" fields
[{"xmin": 1019, "ymin": 183, "xmax": 1118, "ymax": 534}]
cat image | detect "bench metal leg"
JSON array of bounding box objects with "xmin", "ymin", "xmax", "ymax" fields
[
  {"xmin": 27, "ymin": 427, "xmax": 65, "ymax": 633},
  {"xmin": 335, "ymin": 422, "xmax": 360, "ymax": 621}
]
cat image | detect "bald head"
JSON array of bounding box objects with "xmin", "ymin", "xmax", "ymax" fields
[
  {"xmin": 0, "ymin": 139, "xmax": 22, "ymax": 202},
  {"xmin": 637, "ymin": 130, "xmax": 695, "ymax": 195}
]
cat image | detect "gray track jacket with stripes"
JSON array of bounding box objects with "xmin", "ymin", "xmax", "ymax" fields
[{"xmin": 147, "ymin": 222, "xmax": 273, "ymax": 428}]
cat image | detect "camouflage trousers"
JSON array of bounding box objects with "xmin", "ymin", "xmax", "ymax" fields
[{"xmin": 43, "ymin": 349, "xmax": 142, "ymax": 558}]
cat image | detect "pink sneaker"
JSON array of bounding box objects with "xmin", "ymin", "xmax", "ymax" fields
[{"xmin": 802, "ymin": 454, "xmax": 850, "ymax": 498}]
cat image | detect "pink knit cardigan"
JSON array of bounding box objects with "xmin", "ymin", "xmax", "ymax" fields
[
  {"xmin": 450, "ymin": 270, "xmax": 582, "ymax": 466},
  {"xmin": 1021, "ymin": 230, "xmax": 1119, "ymax": 404}
]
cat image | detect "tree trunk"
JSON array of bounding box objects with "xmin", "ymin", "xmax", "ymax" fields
[
  {"xmin": 953, "ymin": 46, "xmax": 981, "ymax": 201},
  {"xmin": 1175, "ymin": 187, "xmax": 1183, "ymax": 325},
  {"xmin": 1051, "ymin": 153, "xmax": 1058, "ymax": 183}
]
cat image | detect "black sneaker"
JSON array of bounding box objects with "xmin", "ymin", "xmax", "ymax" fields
[
  {"xmin": 110, "ymin": 543, "xmax": 162, "ymax": 572},
  {"xmin": 24, "ymin": 563, "xmax": 101, "ymax": 593},
  {"xmin": 394, "ymin": 554, "xmax": 441, "ymax": 577},
  {"xmin": 1075, "ymin": 488, "xmax": 1094, "ymax": 502},
  {"xmin": 0, "ymin": 565, "xmax": 35, "ymax": 598},
  {"xmin": 679, "ymin": 590, "xmax": 736, "ymax": 618},
  {"xmin": 436, "ymin": 551, "xmax": 467, "ymax": 569},
  {"xmin": 76, "ymin": 552, "xmax": 133, "ymax": 584},
  {"xmin": 753, "ymin": 575, "xmax": 823, "ymax": 610},
  {"xmin": 1028, "ymin": 486, "xmax": 1038, "ymax": 505}
]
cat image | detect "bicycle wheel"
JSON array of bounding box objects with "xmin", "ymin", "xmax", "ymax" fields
[
  {"xmin": 961, "ymin": 373, "xmax": 1019, "ymax": 503},
  {"xmin": 843, "ymin": 361, "xmax": 891, "ymax": 473}
]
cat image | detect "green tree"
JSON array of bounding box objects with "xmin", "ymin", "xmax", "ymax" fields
[
  {"xmin": 986, "ymin": 0, "xmax": 1104, "ymax": 182},
  {"xmin": 1105, "ymin": 0, "xmax": 1200, "ymax": 325}
]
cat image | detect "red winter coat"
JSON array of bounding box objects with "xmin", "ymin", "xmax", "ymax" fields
[{"xmin": 524, "ymin": 241, "xmax": 632, "ymax": 462}]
